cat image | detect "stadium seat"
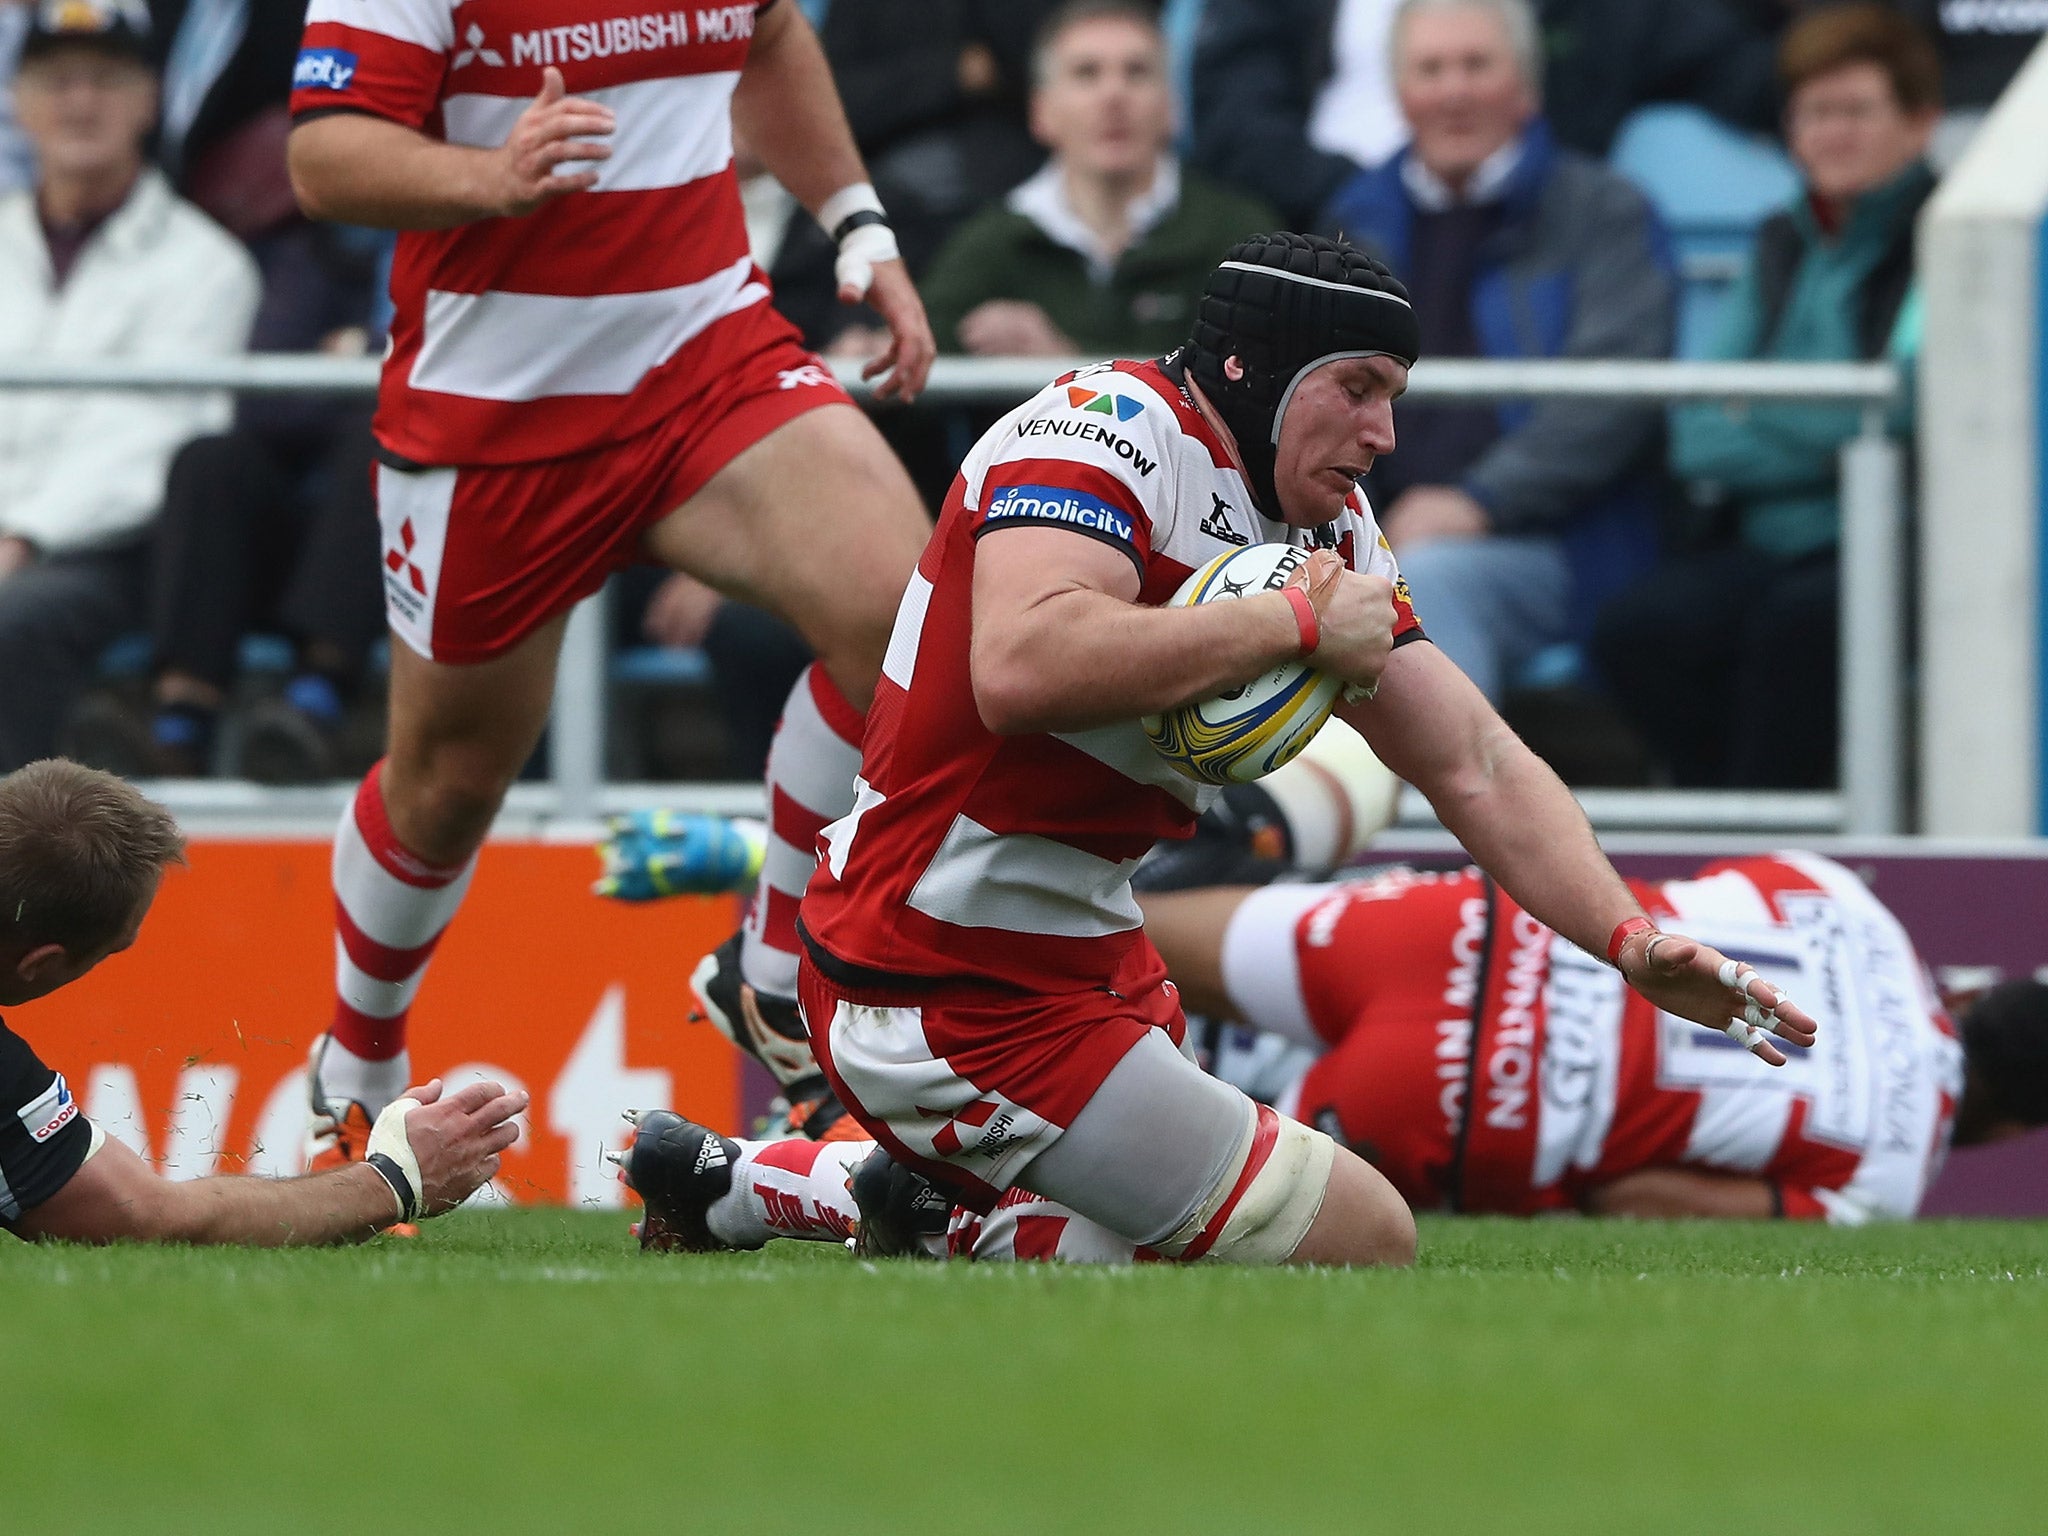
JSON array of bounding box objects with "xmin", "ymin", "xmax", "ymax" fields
[
  {"xmin": 1608, "ymin": 106, "xmax": 1800, "ymax": 356},
  {"xmin": 609, "ymin": 646, "xmax": 715, "ymax": 688}
]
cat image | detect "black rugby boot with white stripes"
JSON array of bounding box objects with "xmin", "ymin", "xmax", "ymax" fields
[
  {"xmin": 849, "ymin": 1145, "xmax": 950, "ymax": 1259},
  {"xmin": 610, "ymin": 1109, "xmax": 741, "ymax": 1254}
]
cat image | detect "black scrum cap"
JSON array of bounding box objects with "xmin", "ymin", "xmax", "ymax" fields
[{"xmin": 1185, "ymin": 232, "xmax": 1420, "ymax": 518}]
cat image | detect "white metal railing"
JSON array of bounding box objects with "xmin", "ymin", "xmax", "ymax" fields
[{"xmin": 1, "ymin": 355, "xmax": 1905, "ymax": 835}]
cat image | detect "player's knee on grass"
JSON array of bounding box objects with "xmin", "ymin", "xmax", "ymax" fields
[
  {"xmin": 1286, "ymin": 1146, "xmax": 1416, "ymax": 1268},
  {"xmin": 1162, "ymin": 1111, "xmax": 1332, "ymax": 1265}
]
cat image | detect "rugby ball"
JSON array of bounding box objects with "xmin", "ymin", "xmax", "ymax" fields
[{"xmin": 1143, "ymin": 543, "xmax": 1342, "ymax": 785}]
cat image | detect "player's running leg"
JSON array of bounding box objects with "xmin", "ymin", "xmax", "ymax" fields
[
  {"xmin": 643, "ymin": 402, "xmax": 927, "ymax": 1076},
  {"xmin": 310, "ymin": 615, "xmax": 568, "ymax": 1168}
]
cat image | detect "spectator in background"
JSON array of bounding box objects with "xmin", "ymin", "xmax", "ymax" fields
[
  {"xmin": 1593, "ymin": 5, "xmax": 1938, "ymax": 790},
  {"xmin": 768, "ymin": 0, "xmax": 1060, "ymax": 349},
  {"xmin": 922, "ymin": 0, "xmax": 1276, "ymax": 360},
  {"xmin": 0, "ymin": 0, "xmax": 257, "ymax": 773},
  {"xmin": 1192, "ymin": 0, "xmax": 1781, "ymax": 227},
  {"xmin": 1320, "ymin": 0, "xmax": 1675, "ymax": 703},
  {"xmin": 65, "ymin": 223, "xmax": 388, "ymax": 782}
]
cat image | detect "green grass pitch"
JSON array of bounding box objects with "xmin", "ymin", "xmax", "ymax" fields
[{"xmin": 10, "ymin": 1212, "xmax": 2047, "ymax": 1534}]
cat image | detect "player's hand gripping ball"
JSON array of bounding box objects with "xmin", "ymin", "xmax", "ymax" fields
[{"xmin": 1144, "ymin": 543, "xmax": 1341, "ymax": 785}]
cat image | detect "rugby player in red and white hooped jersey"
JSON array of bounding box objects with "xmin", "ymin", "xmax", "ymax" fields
[
  {"xmin": 625, "ymin": 233, "xmax": 1818, "ymax": 1267},
  {"xmin": 607, "ymin": 853, "xmax": 2048, "ymax": 1262},
  {"xmin": 284, "ymin": 0, "xmax": 936, "ymax": 1163},
  {"xmin": 1142, "ymin": 852, "xmax": 1988, "ymax": 1226}
]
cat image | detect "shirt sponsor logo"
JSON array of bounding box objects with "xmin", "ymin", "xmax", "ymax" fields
[
  {"xmin": 451, "ymin": 23, "xmax": 506, "ymax": 71},
  {"xmin": 1011, "ymin": 416, "xmax": 1158, "ymax": 475},
  {"xmin": 1064, "ymin": 384, "xmax": 1143, "ymax": 421},
  {"xmin": 507, "ymin": 7, "xmax": 750, "ymax": 68},
  {"xmin": 1200, "ymin": 492, "xmax": 1248, "ymax": 545},
  {"xmin": 292, "ymin": 48, "xmax": 358, "ymax": 92},
  {"xmin": 983, "ymin": 484, "xmax": 1136, "ymax": 546},
  {"xmin": 19, "ymin": 1075, "xmax": 77, "ymax": 1144}
]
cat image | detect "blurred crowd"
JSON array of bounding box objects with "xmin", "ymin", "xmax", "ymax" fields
[{"xmin": 0, "ymin": 0, "xmax": 2039, "ymax": 790}]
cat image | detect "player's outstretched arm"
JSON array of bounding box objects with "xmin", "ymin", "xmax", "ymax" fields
[
  {"xmin": 732, "ymin": 2, "xmax": 934, "ymax": 399},
  {"xmin": 1344, "ymin": 643, "xmax": 1817, "ymax": 1064},
  {"xmin": 13, "ymin": 1080, "xmax": 526, "ymax": 1247},
  {"xmin": 288, "ymin": 68, "xmax": 614, "ymax": 230}
]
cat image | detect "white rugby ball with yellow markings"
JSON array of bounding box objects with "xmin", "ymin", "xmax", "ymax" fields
[{"xmin": 1143, "ymin": 543, "xmax": 1341, "ymax": 785}]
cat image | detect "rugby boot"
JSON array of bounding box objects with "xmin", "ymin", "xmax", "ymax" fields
[
  {"xmin": 305, "ymin": 1036, "xmax": 418, "ymax": 1235},
  {"xmin": 762, "ymin": 1086, "xmax": 869, "ymax": 1144},
  {"xmin": 610, "ymin": 1109, "xmax": 741, "ymax": 1253},
  {"xmin": 594, "ymin": 811, "xmax": 766, "ymax": 901},
  {"xmin": 849, "ymin": 1145, "xmax": 949, "ymax": 1260},
  {"xmin": 688, "ymin": 932, "xmax": 827, "ymax": 1100},
  {"xmin": 1130, "ymin": 784, "xmax": 1291, "ymax": 894}
]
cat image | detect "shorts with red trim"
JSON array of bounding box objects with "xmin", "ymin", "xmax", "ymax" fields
[
  {"xmin": 372, "ymin": 302, "xmax": 848, "ymax": 663},
  {"xmin": 799, "ymin": 944, "xmax": 1265, "ymax": 1259}
]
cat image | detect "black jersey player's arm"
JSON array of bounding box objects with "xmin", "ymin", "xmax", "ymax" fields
[
  {"xmin": 971, "ymin": 536, "xmax": 1391, "ymax": 736},
  {"xmin": 1341, "ymin": 643, "xmax": 1818, "ymax": 1065},
  {"xmin": 1581, "ymin": 1167, "xmax": 1778, "ymax": 1221},
  {"xmin": 12, "ymin": 1080, "xmax": 525, "ymax": 1247},
  {"xmin": 288, "ymin": 68, "xmax": 616, "ymax": 230},
  {"xmin": 731, "ymin": 1, "xmax": 935, "ymax": 400}
]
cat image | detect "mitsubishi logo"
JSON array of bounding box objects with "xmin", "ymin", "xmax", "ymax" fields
[
  {"xmin": 452, "ymin": 24, "xmax": 505, "ymax": 69},
  {"xmin": 385, "ymin": 519, "xmax": 428, "ymax": 596},
  {"xmin": 916, "ymin": 1098, "xmax": 1002, "ymax": 1159}
]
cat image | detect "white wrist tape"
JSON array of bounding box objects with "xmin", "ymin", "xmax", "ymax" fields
[
  {"xmin": 819, "ymin": 182, "xmax": 899, "ymax": 300},
  {"xmin": 365, "ymin": 1095, "xmax": 427, "ymax": 1222},
  {"xmin": 818, "ymin": 181, "xmax": 885, "ymax": 238}
]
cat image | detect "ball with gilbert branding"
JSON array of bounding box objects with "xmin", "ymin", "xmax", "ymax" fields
[{"xmin": 1143, "ymin": 543, "xmax": 1341, "ymax": 785}]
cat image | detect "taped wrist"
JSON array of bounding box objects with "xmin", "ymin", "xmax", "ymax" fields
[
  {"xmin": 819, "ymin": 183, "xmax": 900, "ymax": 299},
  {"xmin": 365, "ymin": 1096, "xmax": 427, "ymax": 1222}
]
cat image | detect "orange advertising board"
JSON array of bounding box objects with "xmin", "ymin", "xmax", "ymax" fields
[{"xmin": 12, "ymin": 840, "xmax": 745, "ymax": 1206}]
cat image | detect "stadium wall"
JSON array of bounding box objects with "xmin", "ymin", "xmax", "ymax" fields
[{"xmin": 1920, "ymin": 41, "xmax": 2048, "ymax": 834}]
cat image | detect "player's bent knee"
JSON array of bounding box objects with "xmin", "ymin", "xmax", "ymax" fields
[
  {"xmin": 1156, "ymin": 1111, "xmax": 1338, "ymax": 1267},
  {"xmin": 1289, "ymin": 1147, "xmax": 1416, "ymax": 1268},
  {"xmin": 383, "ymin": 752, "xmax": 517, "ymax": 861}
]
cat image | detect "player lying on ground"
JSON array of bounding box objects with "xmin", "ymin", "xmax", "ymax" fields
[
  {"xmin": 0, "ymin": 761, "xmax": 524, "ymax": 1246},
  {"xmin": 285, "ymin": 0, "xmax": 933, "ymax": 1171},
  {"xmin": 623, "ymin": 233, "xmax": 1817, "ymax": 1269},
  {"xmin": 610, "ymin": 847, "xmax": 2048, "ymax": 1258}
]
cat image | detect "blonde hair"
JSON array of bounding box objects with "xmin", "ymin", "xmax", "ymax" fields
[{"xmin": 0, "ymin": 760, "xmax": 185, "ymax": 956}]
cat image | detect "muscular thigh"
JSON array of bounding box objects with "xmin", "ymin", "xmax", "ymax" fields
[
  {"xmin": 1016, "ymin": 1027, "xmax": 1255, "ymax": 1249},
  {"xmin": 643, "ymin": 403, "xmax": 929, "ymax": 698}
]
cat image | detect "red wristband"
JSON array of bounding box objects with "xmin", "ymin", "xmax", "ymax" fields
[
  {"xmin": 1281, "ymin": 586, "xmax": 1320, "ymax": 657},
  {"xmin": 1606, "ymin": 915, "xmax": 1655, "ymax": 965}
]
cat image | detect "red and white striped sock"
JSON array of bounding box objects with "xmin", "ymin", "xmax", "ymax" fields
[
  {"xmin": 320, "ymin": 760, "xmax": 477, "ymax": 1114},
  {"xmin": 704, "ymin": 1137, "xmax": 868, "ymax": 1249},
  {"xmin": 740, "ymin": 664, "xmax": 865, "ymax": 1000}
]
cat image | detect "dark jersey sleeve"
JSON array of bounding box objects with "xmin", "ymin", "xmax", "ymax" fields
[{"xmin": 0, "ymin": 1018, "xmax": 93, "ymax": 1228}]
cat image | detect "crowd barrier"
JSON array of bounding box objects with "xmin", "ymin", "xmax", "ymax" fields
[{"xmin": 0, "ymin": 353, "xmax": 1907, "ymax": 836}]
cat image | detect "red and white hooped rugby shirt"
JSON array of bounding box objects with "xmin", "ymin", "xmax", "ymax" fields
[
  {"xmin": 799, "ymin": 355, "xmax": 1425, "ymax": 996},
  {"xmin": 290, "ymin": 0, "xmax": 780, "ymax": 466},
  {"xmin": 1291, "ymin": 854, "xmax": 1962, "ymax": 1223}
]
